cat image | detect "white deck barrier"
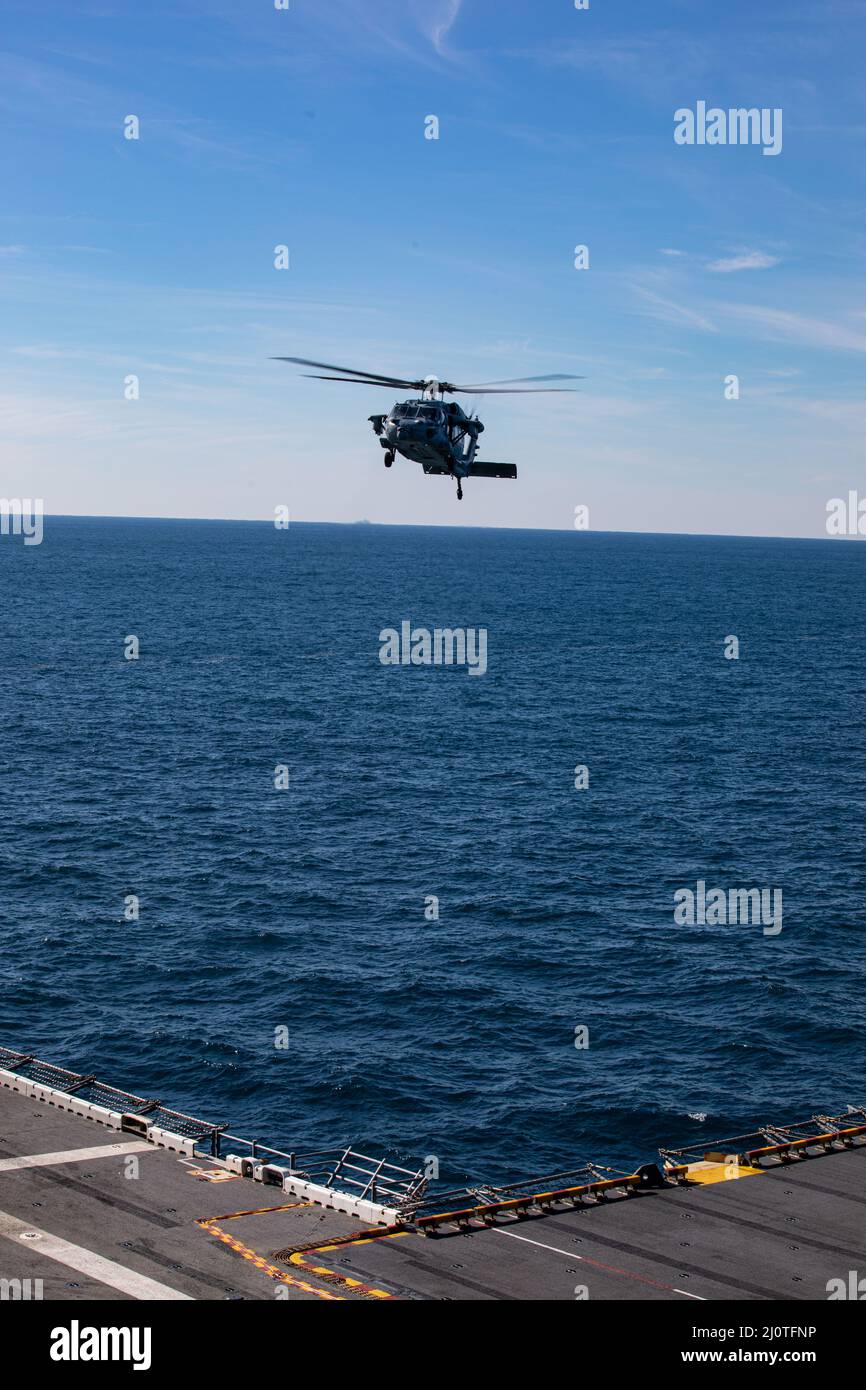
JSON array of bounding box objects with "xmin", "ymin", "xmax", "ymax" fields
[{"xmin": 0, "ymin": 1055, "xmax": 420, "ymax": 1223}]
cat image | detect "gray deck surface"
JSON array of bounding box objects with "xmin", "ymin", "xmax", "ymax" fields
[{"xmin": 0, "ymin": 1086, "xmax": 862, "ymax": 1301}]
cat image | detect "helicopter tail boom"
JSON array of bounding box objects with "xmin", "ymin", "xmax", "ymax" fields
[{"xmin": 466, "ymin": 461, "xmax": 517, "ymax": 480}]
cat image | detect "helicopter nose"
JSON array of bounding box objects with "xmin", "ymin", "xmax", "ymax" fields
[{"xmin": 400, "ymin": 422, "xmax": 437, "ymax": 441}]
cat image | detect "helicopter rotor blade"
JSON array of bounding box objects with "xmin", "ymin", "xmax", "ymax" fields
[
  {"xmin": 303, "ymin": 374, "xmax": 413, "ymax": 387},
  {"xmin": 452, "ymin": 373, "xmax": 585, "ymax": 388},
  {"xmin": 271, "ymin": 356, "xmax": 421, "ymax": 388},
  {"xmin": 273, "ymin": 357, "xmax": 585, "ymax": 396},
  {"xmin": 450, "ymin": 386, "xmax": 581, "ymax": 394}
]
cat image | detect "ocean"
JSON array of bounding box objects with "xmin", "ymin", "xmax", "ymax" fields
[{"xmin": 2, "ymin": 518, "xmax": 864, "ymax": 1185}]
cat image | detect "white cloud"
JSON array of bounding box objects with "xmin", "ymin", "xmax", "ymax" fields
[
  {"xmin": 636, "ymin": 280, "xmax": 866, "ymax": 354},
  {"xmin": 425, "ymin": 0, "xmax": 463, "ymax": 58},
  {"xmin": 720, "ymin": 303, "xmax": 866, "ymax": 353},
  {"xmin": 707, "ymin": 251, "xmax": 781, "ymax": 273},
  {"xmin": 633, "ymin": 286, "xmax": 718, "ymax": 333}
]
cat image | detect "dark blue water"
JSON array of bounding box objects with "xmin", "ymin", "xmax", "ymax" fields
[{"xmin": 2, "ymin": 519, "xmax": 864, "ymax": 1184}]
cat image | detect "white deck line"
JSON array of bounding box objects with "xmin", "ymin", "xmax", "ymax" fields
[
  {"xmin": 491, "ymin": 1226, "xmax": 706, "ymax": 1299},
  {"xmin": 0, "ymin": 1142, "xmax": 151, "ymax": 1173},
  {"xmin": 0, "ymin": 1210, "xmax": 193, "ymax": 1300}
]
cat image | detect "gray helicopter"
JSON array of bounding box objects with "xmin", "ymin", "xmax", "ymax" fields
[{"xmin": 273, "ymin": 355, "xmax": 582, "ymax": 500}]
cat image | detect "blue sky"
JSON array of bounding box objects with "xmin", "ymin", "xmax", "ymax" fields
[{"xmin": 3, "ymin": 0, "xmax": 866, "ymax": 533}]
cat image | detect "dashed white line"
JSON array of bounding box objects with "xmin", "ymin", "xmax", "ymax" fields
[{"xmin": 491, "ymin": 1226, "xmax": 706, "ymax": 1299}]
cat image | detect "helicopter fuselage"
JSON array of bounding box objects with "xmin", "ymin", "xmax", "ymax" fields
[
  {"xmin": 275, "ymin": 351, "xmax": 577, "ymax": 500},
  {"xmin": 369, "ymin": 398, "xmax": 483, "ymax": 479}
]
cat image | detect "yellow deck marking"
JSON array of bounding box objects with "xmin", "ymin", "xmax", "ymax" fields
[
  {"xmin": 196, "ymin": 1203, "xmax": 343, "ymax": 1300},
  {"xmin": 198, "ymin": 1199, "xmax": 405, "ymax": 1300},
  {"xmin": 686, "ymin": 1161, "xmax": 765, "ymax": 1185},
  {"xmin": 287, "ymin": 1229, "xmax": 410, "ymax": 1300},
  {"xmin": 208, "ymin": 1201, "xmax": 308, "ymax": 1221},
  {"xmin": 202, "ymin": 1219, "xmax": 341, "ymax": 1299}
]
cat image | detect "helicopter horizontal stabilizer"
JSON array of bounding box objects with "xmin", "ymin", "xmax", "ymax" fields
[{"xmin": 467, "ymin": 462, "xmax": 518, "ymax": 480}]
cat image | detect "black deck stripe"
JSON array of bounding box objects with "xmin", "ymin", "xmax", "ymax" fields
[
  {"xmin": 121, "ymin": 1237, "xmax": 247, "ymax": 1296},
  {"xmin": 538, "ymin": 1218, "xmax": 795, "ymax": 1300},
  {"xmin": 382, "ymin": 1251, "xmax": 524, "ymax": 1300},
  {"xmin": 6, "ymin": 1157, "xmax": 183, "ymax": 1228},
  {"xmin": 314, "ymin": 1245, "xmax": 521, "ymax": 1301},
  {"xmin": 766, "ymin": 1173, "xmax": 866, "ymax": 1208},
  {"xmin": 660, "ymin": 1194, "xmax": 866, "ymax": 1261}
]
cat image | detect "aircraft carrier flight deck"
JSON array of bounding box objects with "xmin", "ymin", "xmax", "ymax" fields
[{"xmin": 1, "ymin": 1047, "xmax": 863, "ymax": 1302}]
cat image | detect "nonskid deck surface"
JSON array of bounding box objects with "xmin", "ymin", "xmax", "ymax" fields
[
  {"xmin": 0, "ymin": 1071, "xmax": 863, "ymax": 1302},
  {"xmin": 300, "ymin": 1149, "xmax": 866, "ymax": 1301},
  {"xmin": 0, "ymin": 1085, "xmax": 348, "ymax": 1301}
]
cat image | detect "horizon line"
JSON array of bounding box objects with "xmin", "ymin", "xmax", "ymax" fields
[{"xmin": 18, "ymin": 512, "xmax": 865, "ymax": 544}]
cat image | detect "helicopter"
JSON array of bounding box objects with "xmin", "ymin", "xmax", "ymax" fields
[{"xmin": 273, "ymin": 355, "xmax": 583, "ymax": 500}]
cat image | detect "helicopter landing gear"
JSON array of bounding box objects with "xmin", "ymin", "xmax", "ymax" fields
[
  {"xmin": 456, "ymin": 480, "xmax": 463, "ymax": 500},
  {"xmin": 384, "ymin": 451, "xmax": 393, "ymax": 467}
]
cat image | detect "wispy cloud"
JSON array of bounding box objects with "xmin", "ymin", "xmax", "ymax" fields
[
  {"xmin": 634, "ymin": 279, "xmax": 866, "ymax": 354},
  {"xmin": 720, "ymin": 303, "xmax": 866, "ymax": 353},
  {"xmin": 517, "ymin": 33, "xmax": 713, "ymax": 103},
  {"xmin": 632, "ymin": 286, "xmax": 719, "ymax": 333},
  {"xmin": 426, "ymin": 0, "xmax": 463, "ymax": 58},
  {"xmin": 708, "ymin": 251, "xmax": 780, "ymax": 273},
  {"xmin": 284, "ymin": 1, "xmax": 461, "ymax": 76}
]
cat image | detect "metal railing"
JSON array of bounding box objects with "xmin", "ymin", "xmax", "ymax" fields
[
  {"xmin": 0, "ymin": 1047, "xmax": 427, "ymax": 1210},
  {"xmin": 400, "ymin": 1161, "xmax": 641, "ymax": 1221},
  {"xmin": 5, "ymin": 1045, "xmax": 862, "ymax": 1219},
  {"xmin": 660, "ymin": 1106, "xmax": 866, "ymax": 1168},
  {"xmin": 208, "ymin": 1130, "xmax": 426, "ymax": 1205}
]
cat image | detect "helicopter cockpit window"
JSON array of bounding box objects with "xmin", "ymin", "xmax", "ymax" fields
[{"xmin": 391, "ymin": 402, "xmax": 443, "ymax": 421}]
